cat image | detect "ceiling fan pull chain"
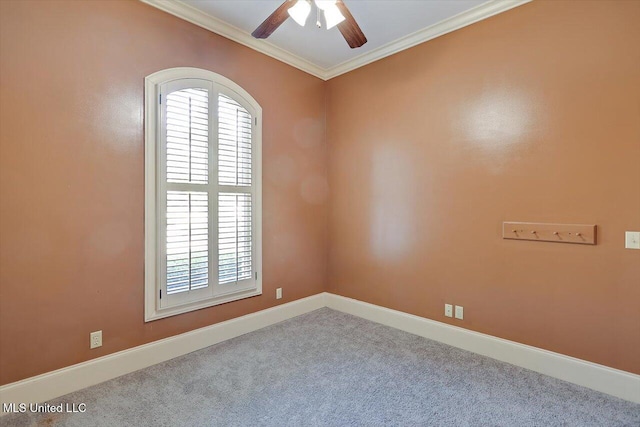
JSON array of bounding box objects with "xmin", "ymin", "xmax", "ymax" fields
[{"xmin": 316, "ymin": 4, "xmax": 322, "ymax": 28}]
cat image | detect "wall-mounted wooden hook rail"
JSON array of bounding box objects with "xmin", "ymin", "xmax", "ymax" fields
[{"xmin": 503, "ymin": 222, "xmax": 597, "ymax": 245}]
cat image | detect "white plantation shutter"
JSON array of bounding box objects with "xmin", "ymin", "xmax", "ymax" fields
[
  {"xmin": 164, "ymin": 87, "xmax": 210, "ymax": 300},
  {"xmin": 218, "ymin": 94, "xmax": 252, "ymax": 187},
  {"xmin": 217, "ymin": 94, "xmax": 254, "ymax": 287},
  {"xmin": 145, "ymin": 68, "xmax": 262, "ymax": 320},
  {"xmin": 166, "ymin": 191, "xmax": 208, "ymax": 294},
  {"xmin": 159, "ymin": 81, "xmax": 213, "ymax": 307},
  {"xmin": 166, "ymin": 88, "xmax": 209, "ymax": 184},
  {"xmin": 218, "ymin": 193, "xmax": 252, "ymax": 285}
]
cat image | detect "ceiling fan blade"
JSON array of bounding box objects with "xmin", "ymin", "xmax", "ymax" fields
[
  {"xmin": 336, "ymin": 1, "xmax": 367, "ymax": 48},
  {"xmin": 252, "ymin": 1, "xmax": 293, "ymax": 39}
]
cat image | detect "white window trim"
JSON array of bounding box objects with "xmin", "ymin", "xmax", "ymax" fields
[{"xmin": 144, "ymin": 67, "xmax": 262, "ymax": 322}]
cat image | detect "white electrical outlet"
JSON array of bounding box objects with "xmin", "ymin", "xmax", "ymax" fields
[
  {"xmin": 276, "ymin": 288, "xmax": 282, "ymax": 300},
  {"xmin": 90, "ymin": 331, "xmax": 102, "ymax": 349},
  {"xmin": 454, "ymin": 306, "xmax": 464, "ymax": 320},
  {"xmin": 625, "ymin": 231, "xmax": 640, "ymax": 249},
  {"xmin": 444, "ymin": 304, "xmax": 453, "ymax": 318}
]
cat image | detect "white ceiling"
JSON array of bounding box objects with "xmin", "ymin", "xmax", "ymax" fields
[
  {"xmin": 181, "ymin": 0, "xmax": 486, "ymax": 69},
  {"xmin": 142, "ymin": 0, "xmax": 530, "ymax": 79}
]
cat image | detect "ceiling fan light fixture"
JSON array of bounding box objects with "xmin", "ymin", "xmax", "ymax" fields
[
  {"xmin": 252, "ymin": 0, "xmax": 366, "ymax": 48},
  {"xmin": 324, "ymin": 4, "xmax": 345, "ymax": 30},
  {"xmin": 288, "ymin": 0, "xmax": 311, "ymax": 26}
]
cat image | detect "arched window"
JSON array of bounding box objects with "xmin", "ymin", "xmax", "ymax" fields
[{"xmin": 144, "ymin": 68, "xmax": 262, "ymax": 321}]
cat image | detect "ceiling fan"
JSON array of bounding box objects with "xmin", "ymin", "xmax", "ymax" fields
[{"xmin": 251, "ymin": 0, "xmax": 367, "ymax": 49}]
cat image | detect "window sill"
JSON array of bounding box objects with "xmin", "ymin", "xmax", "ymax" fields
[{"xmin": 144, "ymin": 288, "xmax": 262, "ymax": 322}]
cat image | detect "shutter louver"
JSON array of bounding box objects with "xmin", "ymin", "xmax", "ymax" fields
[
  {"xmin": 166, "ymin": 88, "xmax": 209, "ymax": 184},
  {"xmin": 218, "ymin": 94, "xmax": 252, "ymax": 186},
  {"xmin": 166, "ymin": 191, "xmax": 209, "ymax": 294}
]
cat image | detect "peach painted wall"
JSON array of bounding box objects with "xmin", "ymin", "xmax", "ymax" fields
[
  {"xmin": 1, "ymin": 0, "xmax": 638, "ymax": 387},
  {"xmin": 326, "ymin": 0, "xmax": 640, "ymax": 374},
  {"xmin": 0, "ymin": 0, "xmax": 327, "ymax": 385}
]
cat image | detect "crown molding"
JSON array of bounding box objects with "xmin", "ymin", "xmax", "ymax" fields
[
  {"xmin": 139, "ymin": 0, "xmax": 327, "ymax": 79},
  {"xmin": 140, "ymin": 0, "xmax": 532, "ymax": 81}
]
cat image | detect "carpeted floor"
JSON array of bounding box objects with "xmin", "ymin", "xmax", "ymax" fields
[{"xmin": 2, "ymin": 308, "xmax": 639, "ymax": 426}]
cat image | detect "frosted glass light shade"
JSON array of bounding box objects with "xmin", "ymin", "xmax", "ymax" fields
[
  {"xmin": 324, "ymin": 4, "xmax": 345, "ymax": 29},
  {"xmin": 288, "ymin": 0, "xmax": 311, "ymax": 26}
]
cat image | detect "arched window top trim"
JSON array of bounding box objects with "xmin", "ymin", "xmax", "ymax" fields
[{"xmin": 145, "ymin": 67, "xmax": 261, "ymax": 116}]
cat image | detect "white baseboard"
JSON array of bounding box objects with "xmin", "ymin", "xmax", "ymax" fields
[
  {"xmin": 2, "ymin": 291, "xmax": 638, "ymax": 412},
  {"xmin": 325, "ymin": 293, "xmax": 640, "ymax": 404},
  {"xmin": 0, "ymin": 293, "xmax": 326, "ymax": 412}
]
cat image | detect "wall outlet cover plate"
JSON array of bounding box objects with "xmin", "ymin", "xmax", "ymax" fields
[
  {"xmin": 90, "ymin": 331, "xmax": 102, "ymax": 349},
  {"xmin": 625, "ymin": 231, "xmax": 640, "ymax": 249},
  {"xmin": 444, "ymin": 304, "xmax": 453, "ymax": 317}
]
